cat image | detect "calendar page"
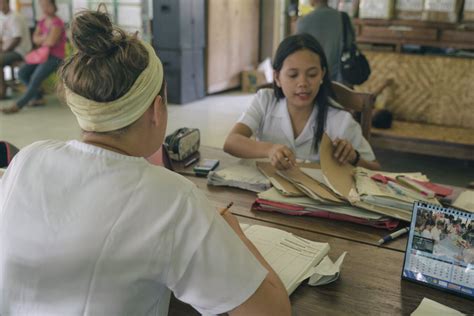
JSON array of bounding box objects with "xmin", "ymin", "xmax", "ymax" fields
[{"xmin": 402, "ymin": 202, "xmax": 474, "ymax": 299}]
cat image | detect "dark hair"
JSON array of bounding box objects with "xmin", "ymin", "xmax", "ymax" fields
[
  {"xmin": 272, "ymin": 33, "xmax": 335, "ymax": 152},
  {"xmin": 59, "ymin": 8, "xmax": 165, "ymax": 135}
]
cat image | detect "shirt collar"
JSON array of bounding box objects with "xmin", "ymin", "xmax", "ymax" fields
[{"xmin": 271, "ymin": 98, "xmax": 318, "ymax": 146}]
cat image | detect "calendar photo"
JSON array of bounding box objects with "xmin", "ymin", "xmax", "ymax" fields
[
  {"xmin": 402, "ymin": 202, "xmax": 474, "ymax": 299},
  {"xmin": 412, "ymin": 207, "xmax": 474, "ymax": 265}
]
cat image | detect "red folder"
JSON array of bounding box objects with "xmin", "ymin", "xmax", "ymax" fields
[
  {"xmin": 252, "ymin": 198, "xmax": 399, "ymax": 230},
  {"xmin": 410, "ymin": 179, "xmax": 453, "ymax": 197}
]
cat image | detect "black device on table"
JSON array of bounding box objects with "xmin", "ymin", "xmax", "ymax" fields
[{"xmin": 193, "ymin": 159, "xmax": 219, "ymax": 176}]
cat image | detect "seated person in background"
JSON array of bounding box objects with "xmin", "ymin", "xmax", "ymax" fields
[
  {"xmin": 224, "ymin": 33, "xmax": 380, "ymax": 170},
  {"xmin": 1, "ymin": 0, "xmax": 65, "ymax": 114},
  {"xmin": 0, "ymin": 9, "xmax": 291, "ymax": 315},
  {"xmin": 0, "ymin": 0, "xmax": 32, "ymax": 91}
]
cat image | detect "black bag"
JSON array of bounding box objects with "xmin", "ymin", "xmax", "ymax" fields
[
  {"xmin": 340, "ymin": 12, "xmax": 371, "ymax": 85},
  {"xmin": 0, "ymin": 141, "xmax": 19, "ymax": 168}
]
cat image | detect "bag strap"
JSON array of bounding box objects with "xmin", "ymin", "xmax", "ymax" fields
[
  {"xmin": 340, "ymin": 12, "xmax": 354, "ymax": 51},
  {"xmin": 341, "ymin": 11, "xmax": 349, "ymax": 51}
]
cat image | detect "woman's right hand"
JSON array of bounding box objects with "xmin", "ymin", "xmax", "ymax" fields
[{"xmin": 268, "ymin": 144, "xmax": 296, "ymax": 170}]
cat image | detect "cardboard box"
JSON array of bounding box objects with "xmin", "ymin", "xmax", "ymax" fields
[
  {"xmin": 338, "ymin": 0, "xmax": 360, "ymax": 17},
  {"xmin": 359, "ymin": 0, "xmax": 394, "ymax": 19},
  {"xmin": 422, "ymin": 0, "xmax": 462, "ymax": 23},
  {"xmin": 463, "ymin": 0, "xmax": 474, "ymax": 22},
  {"xmin": 241, "ymin": 70, "xmax": 268, "ymax": 93},
  {"xmin": 396, "ymin": 0, "xmax": 424, "ymax": 20}
]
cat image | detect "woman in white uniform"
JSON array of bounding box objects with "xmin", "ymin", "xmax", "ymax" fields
[
  {"xmin": 0, "ymin": 9, "xmax": 291, "ymax": 315},
  {"xmin": 224, "ymin": 33, "xmax": 381, "ymax": 170}
]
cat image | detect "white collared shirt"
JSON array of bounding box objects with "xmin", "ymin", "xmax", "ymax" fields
[
  {"xmin": 0, "ymin": 11, "xmax": 32, "ymax": 57},
  {"xmin": 0, "ymin": 140, "xmax": 267, "ymax": 315},
  {"xmin": 237, "ymin": 89, "xmax": 376, "ymax": 162}
]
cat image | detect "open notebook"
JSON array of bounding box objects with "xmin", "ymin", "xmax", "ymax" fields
[{"xmin": 240, "ymin": 224, "xmax": 330, "ymax": 294}]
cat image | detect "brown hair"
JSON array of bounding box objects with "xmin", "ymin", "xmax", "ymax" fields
[
  {"xmin": 60, "ymin": 9, "xmax": 149, "ymax": 102},
  {"xmin": 60, "ymin": 8, "xmax": 167, "ymax": 135}
]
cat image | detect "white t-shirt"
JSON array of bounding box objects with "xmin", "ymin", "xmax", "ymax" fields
[
  {"xmin": 0, "ymin": 140, "xmax": 267, "ymax": 315},
  {"xmin": 0, "ymin": 11, "xmax": 32, "ymax": 56},
  {"xmin": 237, "ymin": 89, "xmax": 376, "ymax": 162}
]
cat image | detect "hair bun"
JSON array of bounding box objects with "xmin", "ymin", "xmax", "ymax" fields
[{"xmin": 72, "ymin": 10, "xmax": 124, "ymax": 57}]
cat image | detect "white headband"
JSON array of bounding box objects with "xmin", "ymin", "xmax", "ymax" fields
[{"xmin": 65, "ymin": 40, "xmax": 164, "ymax": 132}]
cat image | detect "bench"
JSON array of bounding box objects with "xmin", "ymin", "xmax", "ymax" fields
[
  {"xmin": 371, "ymin": 121, "xmax": 474, "ymax": 160},
  {"xmin": 357, "ymin": 51, "xmax": 474, "ymax": 161}
]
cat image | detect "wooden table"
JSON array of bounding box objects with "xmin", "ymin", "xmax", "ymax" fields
[
  {"xmin": 169, "ymin": 216, "xmax": 474, "ymax": 315},
  {"xmin": 169, "ymin": 146, "xmax": 473, "ymax": 315}
]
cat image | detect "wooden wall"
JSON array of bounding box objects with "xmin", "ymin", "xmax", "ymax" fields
[
  {"xmin": 357, "ymin": 51, "xmax": 474, "ymax": 129},
  {"xmin": 207, "ymin": 0, "xmax": 260, "ymax": 94}
]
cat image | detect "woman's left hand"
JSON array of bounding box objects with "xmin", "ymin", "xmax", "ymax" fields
[{"xmin": 332, "ymin": 138, "xmax": 357, "ymax": 165}]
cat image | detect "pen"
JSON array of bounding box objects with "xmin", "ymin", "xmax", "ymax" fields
[
  {"xmin": 219, "ymin": 201, "xmax": 234, "ymax": 215},
  {"xmin": 387, "ymin": 181, "xmax": 424, "ymax": 200},
  {"xmin": 377, "ymin": 227, "xmax": 409, "ymax": 245}
]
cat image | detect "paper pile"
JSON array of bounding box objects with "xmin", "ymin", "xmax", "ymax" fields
[
  {"xmin": 207, "ymin": 160, "xmax": 271, "ymax": 192},
  {"xmin": 255, "ymin": 133, "xmax": 446, "ymax": 224}
]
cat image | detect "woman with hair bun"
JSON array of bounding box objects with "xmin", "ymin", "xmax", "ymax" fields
[
  {"xmin": 2, "ymin": 0, "xmax": 65, "ymax": 114},
  {"xmin": 0, "ymin": 8, "xmax": 290, "ymax": 316}
]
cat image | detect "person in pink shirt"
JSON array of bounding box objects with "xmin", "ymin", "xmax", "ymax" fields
[{"xmin": 2, "ymin": 0, "xmax": 65, "ymax": 114}]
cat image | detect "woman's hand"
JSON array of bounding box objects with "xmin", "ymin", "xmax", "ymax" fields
[
  {"xmin": 33, "ymin": 33, "xmax": 46, "ymax": 46},
  {"xmin": 268, "ymin": 144, "xmax": 296, "ymax": 170},
  {"xmin": 333, "ymin": 138, "xmax": 357, "ymax": 165}
]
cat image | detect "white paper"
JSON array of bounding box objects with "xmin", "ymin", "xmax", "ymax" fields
[
  {"xmin": 257, "ymin": 58, "xmax": 273, "ymax": 84},
  {"xmin": 208, "ymin": 160, "xmax": 271, "ymax": 192},
  {"xmin": 396, "ymin": 0, "xmax": 424, "ymax": 11},
  {"xmin": 466, "ymin": 0, "xmax": 474, "ymax": 11},
  {"xmin": 359, "ymin": 0, "xmax": 393, "ymax": 19},
  {"xmin": 452, "ymin": 190, "xmax": 474, "ymax": 212},
  {"xmin": 424, "ymin": 0, "xmax": 457, "ymax": 12},
  {"xmin": 411, "ymin": 298, "xmax": 465, "ymax": 316},
  {"xmin": 258, "ymin": 187, "xmax": 384, "ymax": 220},
  {"xmin": 307, "ymin": 252, "xmax": 347, "ymax": 286}
]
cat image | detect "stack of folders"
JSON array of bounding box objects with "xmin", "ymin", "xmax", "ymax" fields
[
  {"xmin": 254, "ymin": 133, "xmax": 450, "ymax": 225},
  {"xmin": 255, "ymin": 159, "xmax": 398, "ymax": 229},
  {"xmin": 353, "ymin": 168, "xmax": 444, "ymax": 221},
  {"xmin": 253, "ymin": 187, "xmax": 399, "ymax": 229}
]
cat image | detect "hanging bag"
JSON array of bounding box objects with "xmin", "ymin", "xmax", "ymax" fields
[
  {"xmin": 340, "ymin": 12, "xmax": 371, "ymax": 85},
  {"xmin": 25, "ymin": 46, "xmax": 50, "ymax": 65}
]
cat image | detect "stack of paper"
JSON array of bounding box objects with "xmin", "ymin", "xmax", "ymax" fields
[
  {"xmin": 253, "ymin": 133, "xmax": 444, "ymax": 223},
  {"xmin": 207, "ymin": 160, "xmax": 271, "ymax": 192},
  {"xmin": 257, "ymin": 162, "xmax": 306, "ymax": 197},
  {"xmin": 453, "ymin": 190, "xmax": 474, "ymax": 212},
  {"xmin": 254, "ymin": 187, "xmax": 399, "ymax": 229},
  {"xmin": 240, "ymin": 224, "xmax": 332, "ymax": 294},
  {"xmin": 353, "ymin": 167, "xmax": 442, "ymax": 221}
]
